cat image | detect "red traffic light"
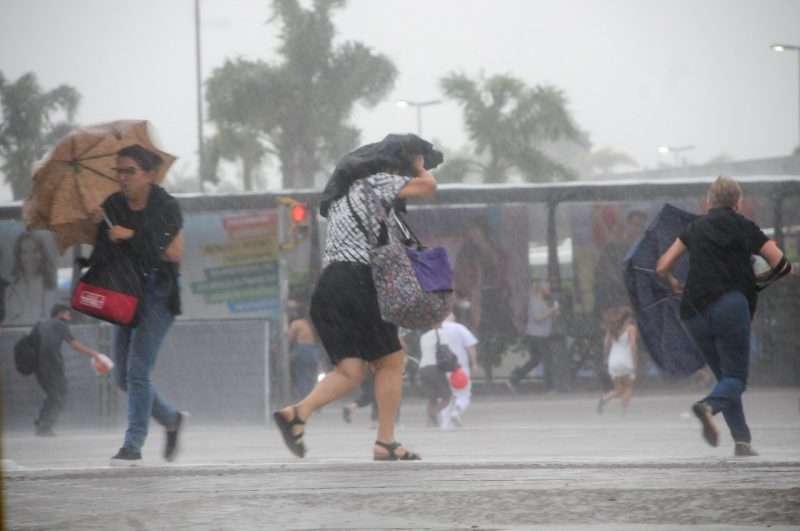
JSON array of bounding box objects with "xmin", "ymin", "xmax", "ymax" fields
[{"xmin": 290, "ymin": 203, "xmax": 308, "ymax": 223}]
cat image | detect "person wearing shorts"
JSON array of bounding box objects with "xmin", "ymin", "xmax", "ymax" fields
[{"xmin": 418, "ymin": 325, "xmax": 453, "ymax": 427}]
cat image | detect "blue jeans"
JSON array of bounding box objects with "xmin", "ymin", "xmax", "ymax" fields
[
  {"xmin": 682, "ymin": 291, "xmax": 752, "ymax": 443},
  {"xmin": 292, "ymin": 344, "xmax": 321, "ymax": 399},
  {"xmin": 113, "ymin": 276, "xmax": 179, "ymax": 452}
]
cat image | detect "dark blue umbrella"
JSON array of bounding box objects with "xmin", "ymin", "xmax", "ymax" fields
[{"xmin": 623, "ymin": 203, "xmax": 704, "ymax": 376}]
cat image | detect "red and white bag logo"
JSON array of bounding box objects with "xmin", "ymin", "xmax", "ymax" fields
[{"xmin": 78, "ymin": 289, "xmax": 105, "ymax": 309}]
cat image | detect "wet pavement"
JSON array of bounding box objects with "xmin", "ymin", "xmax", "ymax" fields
[{"xmin": 3, "ymin": 388, "xmax": 799, "ymax": 530}]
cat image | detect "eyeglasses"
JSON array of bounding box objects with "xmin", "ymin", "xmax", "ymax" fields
[{"xmin": 113, "ymin": 166, "xmax": 141, "ymax": 176}]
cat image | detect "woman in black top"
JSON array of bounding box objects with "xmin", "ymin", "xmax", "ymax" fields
[
  {"xmin": 90, "ymin": 144, "xmax": 187, "ymax": 466},
  {"xmin": 656, "ymin": 176, "xmax": 793, "ymax": 456}
]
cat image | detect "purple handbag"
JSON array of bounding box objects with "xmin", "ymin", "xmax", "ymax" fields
[
  {"xmin": 406, "ymin": 246, "xmax": 453, "ymax": 293},
  {"xmin": 346, "ymin": 185, "xmax": 454, "ymax": 329}
]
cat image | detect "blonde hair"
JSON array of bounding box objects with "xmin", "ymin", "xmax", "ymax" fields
[{"xmin": 707, "ymin": 175, "xmax": 742, "ymax": 209}]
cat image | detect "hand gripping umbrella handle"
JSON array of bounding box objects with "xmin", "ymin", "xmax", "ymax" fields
[
  {"xmin": 83, "ymin": 183, "xmax": 114, "ymax": 228},
  {"xmin": 99, "ymin": 210, "xmax": 113, "ymax": 228}
]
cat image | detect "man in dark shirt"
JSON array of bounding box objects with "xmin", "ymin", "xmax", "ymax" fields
[
  {"xmin": 657, "ymin": 176, "xmax": 793, "ymax": 456},
  {"xmin": 34, "ymin": 303, "xmax": 104, "ymax": 436}
]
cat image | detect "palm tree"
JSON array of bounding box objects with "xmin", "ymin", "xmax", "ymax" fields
[
  {"xmin": 204, "ymin": 59, "xmax": 273, "ymax": 192},
  {"xmin": 440, "ymin": 72, "xmax": 586, "ymax": 183},
  {"xmin": 204, "ymin": 0, "xmax": 397, "ymax": 190},
  {"xmin": 0, "ymin": 71, "xmax": 80, "ymax": 199}
]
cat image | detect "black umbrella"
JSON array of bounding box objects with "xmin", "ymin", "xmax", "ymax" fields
[
  {"xmin": 319, "ymin": 133, "xmax": 444, "ymax": 217},
  {"xmin": 623, "ymin": 203, "xmax": 704, "ymax": 376}
]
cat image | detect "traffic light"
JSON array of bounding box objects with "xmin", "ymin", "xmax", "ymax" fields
[
  {"xmin": 290, "ymin": 202, "xmax": 308, "ymax": 224},
  {"xmin": 278, "ymin": 197, "xmax": 311, "ymax": 249}
]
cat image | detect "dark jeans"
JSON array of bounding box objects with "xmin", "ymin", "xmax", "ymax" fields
[
  {"xmin": 683, "ymin": 291, "xmax": 752, "ymax": 443},
  {"xmin": 513, "ymin": 336, "xmax": 553, "ymax": 390},
  {"xmin": 35, "ymin": 367, "xmax": 67, "ymax": 430},
  {"xmin": 292, "ymin": 344, "xmax": 321, "ymax": 400}
]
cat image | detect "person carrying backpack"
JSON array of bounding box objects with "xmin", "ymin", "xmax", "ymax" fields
[
  {"xmin": 418, "ymin": 323, "xmax": 457, "ymax": 427},
  {"xmin": 33, "ymin": 303, "xmax": 106, "ymax": 436}
]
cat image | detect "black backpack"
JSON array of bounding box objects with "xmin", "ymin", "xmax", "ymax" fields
[
  {"xmin": 14, "ymin": 324, "xmax": 41, "ymax": 376},
  {"xmin": 435, "ymin": 329, "xmax": 459, "ymax": 372}
]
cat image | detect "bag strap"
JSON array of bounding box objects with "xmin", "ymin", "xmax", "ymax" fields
[
  {"xmin": 392, "ymin": 210, "xmax": 423, "ymax": 250},
  {"xmin": 345, "ymin": 193, "xmax": 371, "ymax": 242},
  {"xmin": 356, "ymin": 180, "xmax": 424, "ymax": 249},
  {"xmin": 344, "ymin": 181, "xmax": 393, "ymax": 246}
]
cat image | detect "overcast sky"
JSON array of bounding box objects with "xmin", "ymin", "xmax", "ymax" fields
[{"xmin": 1, "ymin": 0, "xmax": 798, "ymax": 200}]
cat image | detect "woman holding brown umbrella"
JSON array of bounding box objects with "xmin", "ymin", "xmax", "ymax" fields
[{"xmin": 88, "ymin": 144, "xmax": 188, "ymax": 466}]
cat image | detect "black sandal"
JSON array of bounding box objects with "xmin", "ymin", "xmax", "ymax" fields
[
  {"xmin": 373, "ymin": 440, "xmax": 421, "ymax": 461},
  {"xmin": 273, "ymin": 407, "xmax": 306, "ymax": 458}
]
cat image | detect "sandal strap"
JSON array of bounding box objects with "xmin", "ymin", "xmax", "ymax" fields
[
  {"xmin": 286, "ymin": 406, "xmax": 306, "ymax": 427},
  {"xmin": 374, "ymin": 440, "xmax": 400, "ymax": 458}
]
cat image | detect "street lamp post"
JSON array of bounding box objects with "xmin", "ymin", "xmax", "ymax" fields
[
  {"xmin": 395, "ymin": 99, "xmax": 442, "ymax": 136},
  {"xmin": 658, "ymin": 145, "xmax": 695, "ymax": 167},
  {"xmin": 195, "ymin": 0, "xmax": 205, "ymax": 191},
  {"xmin": 771, "ymin": 43, "xmax": 800, "ymax": 151}
]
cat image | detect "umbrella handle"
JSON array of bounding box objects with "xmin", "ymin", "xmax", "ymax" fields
[
  {"xmin": 100, "ymin": 210, "xmax": 113, "ymax": 228},
  {"xmin": 84, "ymin": 185, "xmax": 114, "ymax": 228}
]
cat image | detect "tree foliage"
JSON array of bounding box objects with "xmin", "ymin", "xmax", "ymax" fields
[
  {"xmin": 440, "ymin": 72, "xmax": 587, "ymax": 183},
  {"xmin": 204, "ymin": 0, "xmax": 397, "ymax": 190},
  {"xmin": 0, "ymin": 71, "xmax": 80, "ymax": 199}
]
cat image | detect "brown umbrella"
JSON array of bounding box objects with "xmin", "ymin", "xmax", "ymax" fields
[{"xmin": 22, "ymin": 120, "xmax": 176, "ymax": 254}]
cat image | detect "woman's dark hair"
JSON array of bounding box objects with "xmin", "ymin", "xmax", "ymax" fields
[
  {"xmin": 118, "ymin": 144, "xmax": 164, "ymax": 172},
  {"xmin": 12, "ymin": 232, "xmax": 56, "ymax": 290},
  {"xmin": 51, "ymin": 303, "xmax": 71, "ymax": 318}
]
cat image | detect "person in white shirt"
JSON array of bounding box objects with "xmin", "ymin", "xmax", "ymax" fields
[
  {"xmin": 418, "ymin": 324, "xmax": 454, "ymax": 427},
  {"xmin": 438, "ymin": 313, "xmax": 479, "ymax": 428}
]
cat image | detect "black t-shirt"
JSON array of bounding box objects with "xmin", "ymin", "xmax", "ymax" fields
[
  {"xmin": 93, "ymin": 185, "xmax": 183, "ymax": 315},
  {"xmin": 678, "ymin": 207, "xmax": 769, "ymax": 319}
]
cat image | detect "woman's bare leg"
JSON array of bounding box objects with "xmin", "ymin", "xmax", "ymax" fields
[
  {"xmin": 278, "ymin": 358, "xmax": 366, "ymax": 438},
  {"xmin": 602, "ymin": 378, "xmax": 624, "ymax": 403},
  {"xmin": 621, "ymin": 376, "xmax": 634, "ymax": 413},
  {"xmin": 370, "ymin": 349, "xmax": 412, "ymax": 456}
]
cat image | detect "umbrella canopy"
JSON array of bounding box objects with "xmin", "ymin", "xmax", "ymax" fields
[
  {"xmin": 22, "ymin": 120, "xmax": 176, "ymax": 254},
  {"xmin": 623, "ymin": 203, "xmax": 704, "ymax": 376}
]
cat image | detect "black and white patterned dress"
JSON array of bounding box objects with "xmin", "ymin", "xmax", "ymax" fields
[
  {"xmin": 321, "ymin": 173, "xmax": 410, "ymax": 266},
  {"xmin": 311, "ymin": 173, "xmax": 411, "ymax": 363}
]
